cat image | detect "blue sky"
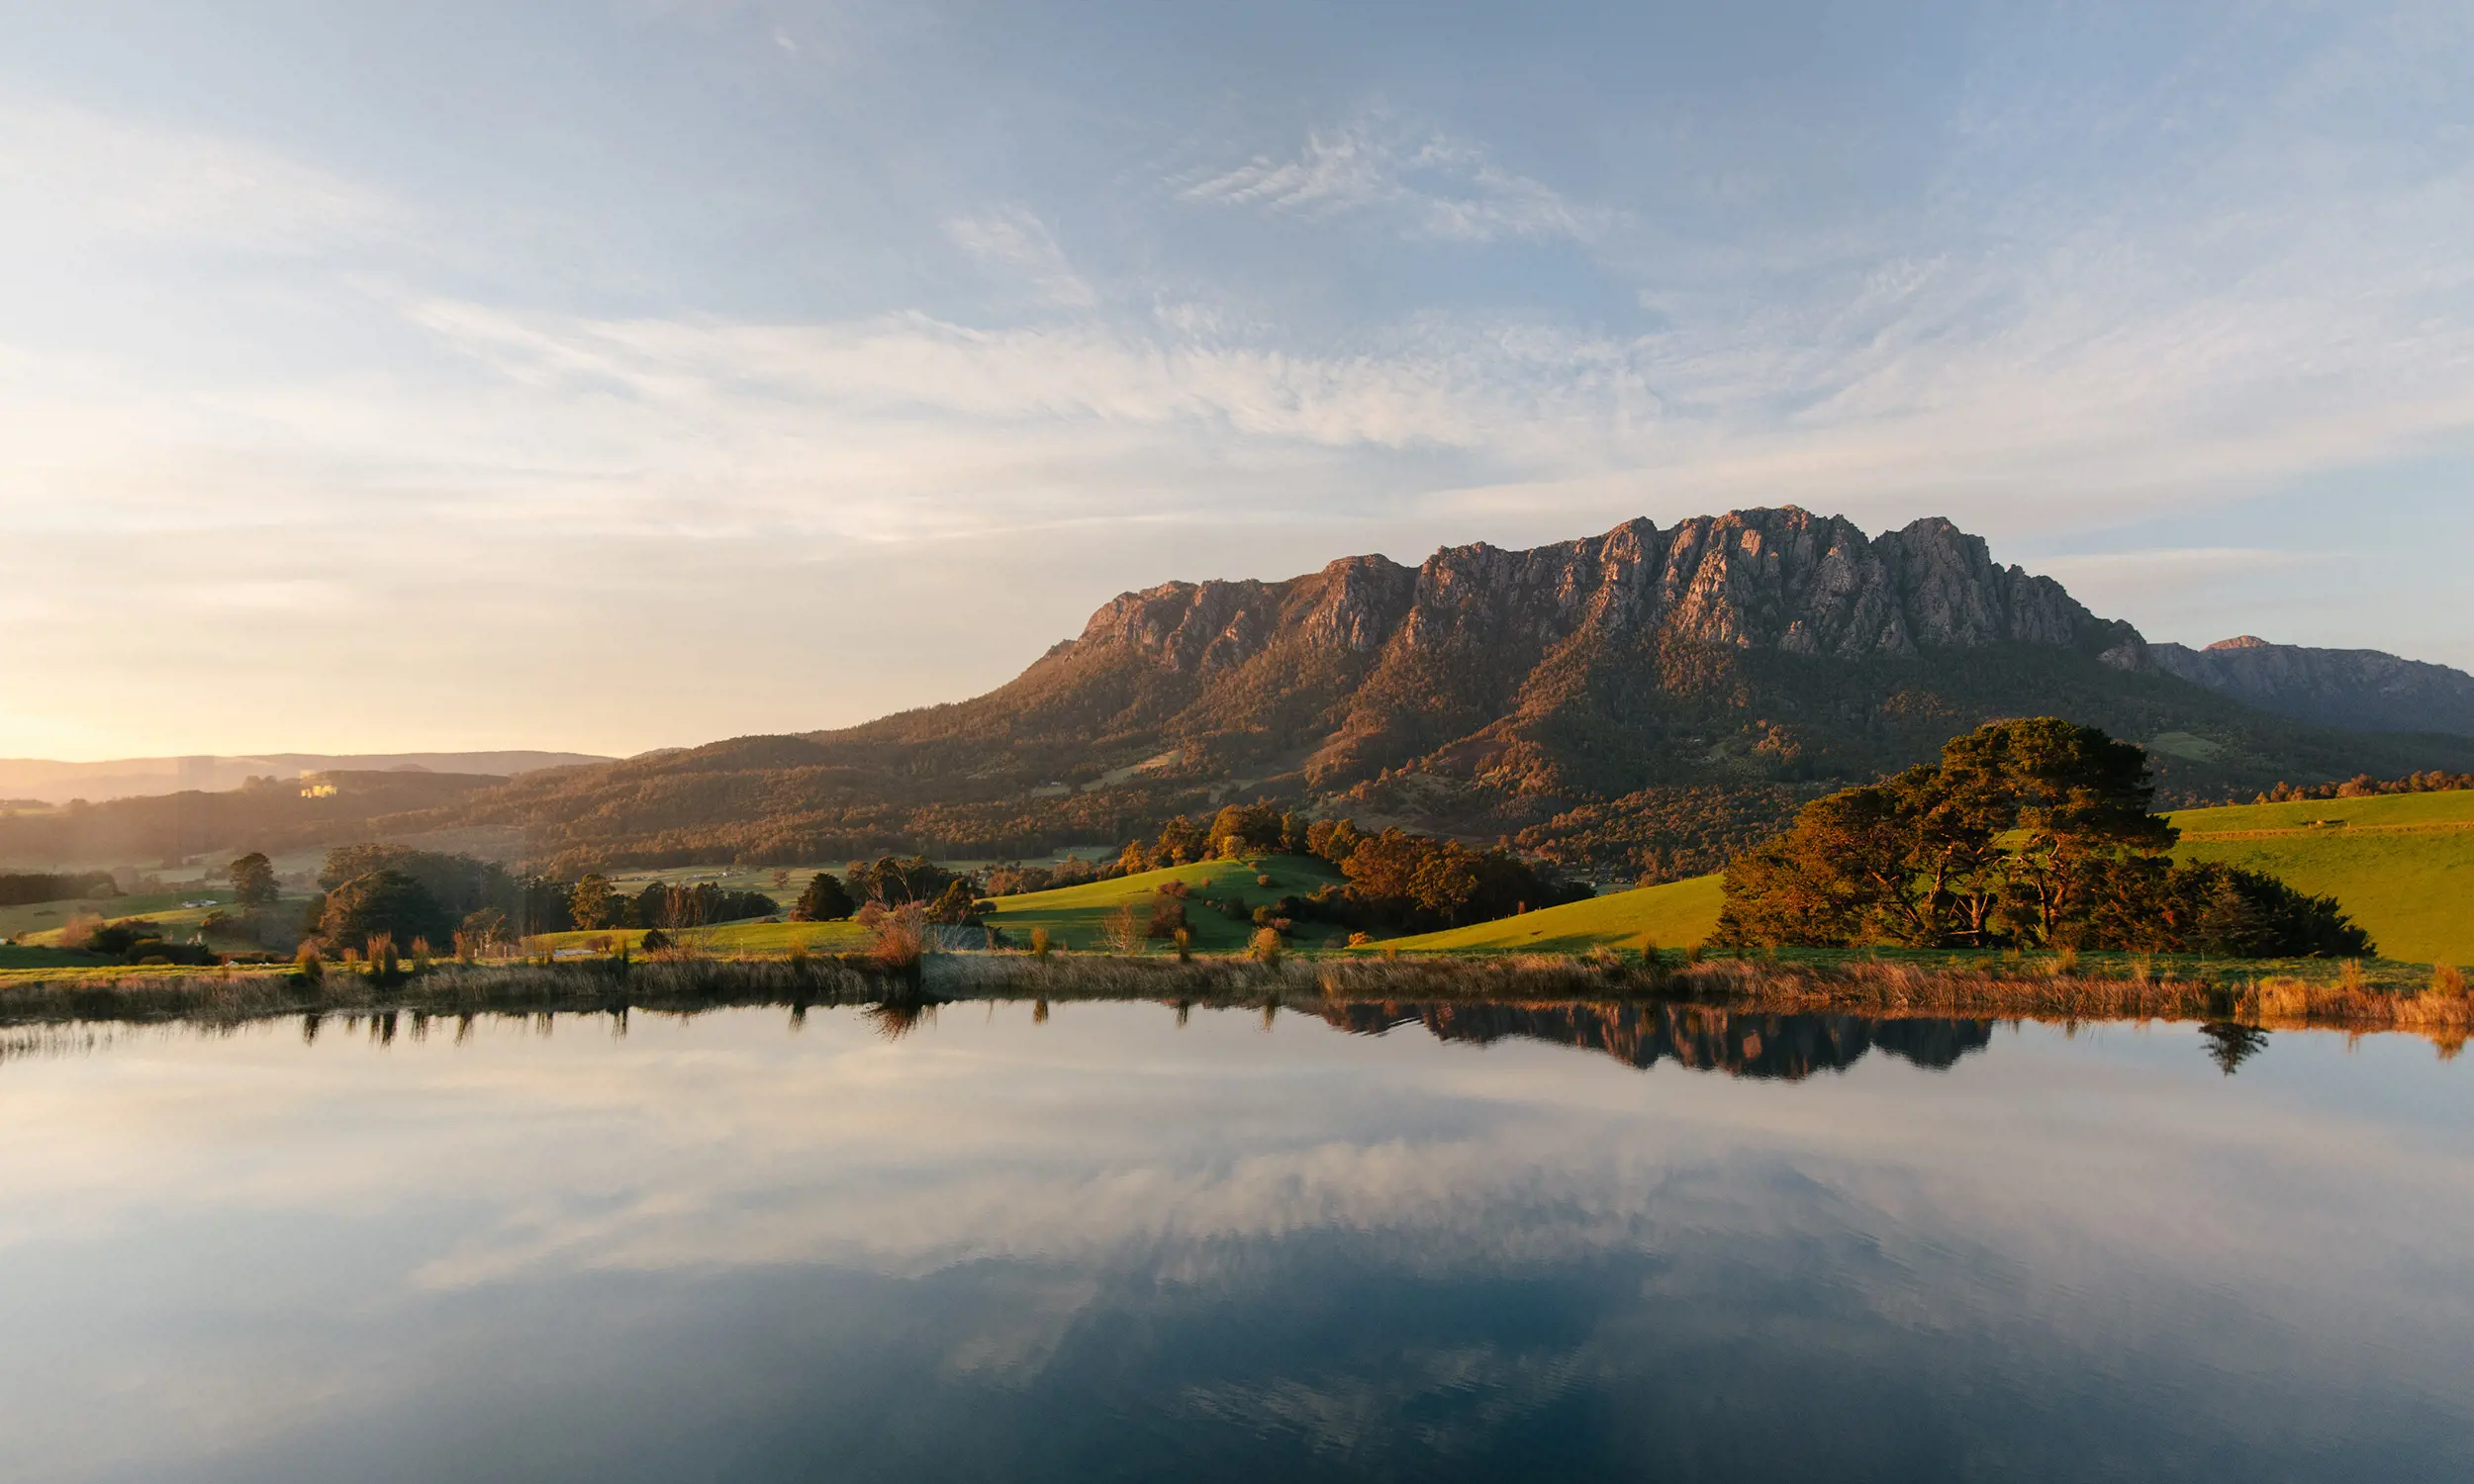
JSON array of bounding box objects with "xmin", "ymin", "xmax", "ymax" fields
[{"xmin": 3, "ymin": 1, "xmax": 2469, "ymax": 757}]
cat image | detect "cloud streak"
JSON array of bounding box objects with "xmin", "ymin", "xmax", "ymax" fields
[{"xmin": 1181, "ymin": 119, "xmax": 1605, "ymax": 243}]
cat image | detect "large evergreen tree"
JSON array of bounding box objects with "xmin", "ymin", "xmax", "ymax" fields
[{"xmin": 1714, "ymin": 718, "xmax": 2371, "ymax": 957}]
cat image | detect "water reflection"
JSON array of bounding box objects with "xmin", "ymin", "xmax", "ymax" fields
[
  {"xmin": 0, "ymin": 1004, "xmax": 2466, "ymax": 1484},
  {"xmin": 1319, "ymin": 1002, "xmax": 1996, "ymax": 1078},
  {"xmin": 2199, "ymin": 1020, "xmax": 2272, "ymax": 1074}
]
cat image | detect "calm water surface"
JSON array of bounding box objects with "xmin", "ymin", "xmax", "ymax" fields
[{"xmin": 2, "ymin": 1002, "xmax": 2469, "ymax": 1483}]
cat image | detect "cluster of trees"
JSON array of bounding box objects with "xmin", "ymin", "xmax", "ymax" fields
[
  {"xmin": 1714, "ymin": 719, "xmax": 2373, "ymax": 957},
  {"xmin": 1326, "ymin": 827, "xmax": 1592, "ymax": 933},
  {"xmin": 981, "ymin": 856, "xmax": 1110, "ymax": 896},
  {"xmin": 66, "ymin": 918, "xmax": 218, "ymax": 966},
  {"xmin": 567, "ymin": 876, "xmax": 777, "ymax": 931},
  {"xmin": 2251, "ymin": 771, "xmax": 2473, "ymax": 803},
  {"xmin": 0, "ymin": 871, "xmax": 119, "ymax": 907},
  {"xmin": 1116, "ymin": 804, "xmax": 1307, "ymax": 872},
  {"xmin": 1156, "ymin": 812, "xmax": 1588, "ymax": 937},
  {"xmin": 310, "ymin": 846, "xmax": 586, "ymax": 954}
]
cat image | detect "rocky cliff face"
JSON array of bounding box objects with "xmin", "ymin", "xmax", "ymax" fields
[
  {"xmin": 1062, "ymin": 508, "xmax": 2125, "ymax": 676},
  {"xmin": 997, "ymin": 507, "xmax": 2147, "ymax": 792},
  {"xmin": 2148, "ymin": 636, "xmax": 2474, "ymax": 736}
]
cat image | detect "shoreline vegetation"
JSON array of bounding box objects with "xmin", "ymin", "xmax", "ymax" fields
[{"xmin": 3, "ymin": 947, "xmax": 2466, "ymax": 1051}]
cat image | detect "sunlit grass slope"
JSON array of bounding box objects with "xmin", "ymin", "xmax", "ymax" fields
[
  {"xmin": 1379, "ymin": 874, "xmax": 1726, "ymax": 955},
  {"xmin": 982, "ymin": 856, "xmax": 1343, "ymax": 951},
  {"xmin": 4, "ymin": 888, "xmax": 233, "ymax": 944},
  {"xmin": 2167, "ymin": 790, "xmax": 2474, "ymax": 966}
]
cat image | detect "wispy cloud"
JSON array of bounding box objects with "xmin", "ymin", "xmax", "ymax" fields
[
  {"xmin": 945, "ymin": 206, "xmax": 1097, "ymax": 308},
  {"xmin": 1181, "ymin": 119, "xmax": 1603, "ymax": 243}
]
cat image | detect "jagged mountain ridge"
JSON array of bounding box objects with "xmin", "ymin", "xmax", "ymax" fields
[
  {"xmin": 831, "ymin": 507, "xmax": 2137, "ymax": 791},
  {"xmin": 2148, "ymin": 636, "xmax": 2474, "ymax": 737},
  {"xmin": 389, "ymin": 507, "xmax": 2474, "ymax": 875}
]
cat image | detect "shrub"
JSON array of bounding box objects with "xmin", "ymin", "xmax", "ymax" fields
[
  {"xmin": 867, "ymin": 902, "xmax": 925, "ymax": 971},
  {"xmin": 1248, "ymin": 927, "xmax": 1284, "ymax": 966},
  {"xmin": 2434, "ymin": 964, "xmax": 2468, "ymax": 998},
  {"xmin": 1030, "ymin": 926, "xmax": 1051, "ymax": 962},
  {"xmin": 293, "ymin": 942, "xmax": 324, "ymax": 984},
  {"xmin": 1145, "ymin": 897, "xmax": 1188, "ymax": 939}
]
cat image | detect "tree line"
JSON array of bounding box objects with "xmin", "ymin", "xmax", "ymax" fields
[
  {"xmin": 0, "ymin": 871, "xmax": 119, "ymax": 907},
  {"xmin": 2249, "ymin": 770, "xmax": 2473, "ymax": 803}
]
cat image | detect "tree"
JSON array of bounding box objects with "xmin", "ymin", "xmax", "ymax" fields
[
  {"xmin": 791, "ymin": 872, "xmax": 856, "ymax": 921},
  {"xmin": 1207, "ymin": 803, "xmax": 1284, "ymax": 859},
  {"xmin": 321, "ymin": 870, "xmax": 449, "ymax": 951},
  {"xmin": 458, "ymin": 907, "xmax": 510, "ymax": 952},
  {"xmin": 1103, "ymin": 903, "xmax": 1146, "ymax": 955},
  {"xmin": 569, "ymin": 874, "xmax": 617, "ymax": 930},
  {"xmin": 1714, "ymin": 717, "xmax": 2371, "ymax": 957},
  {"xmin": 226, "ymin": 852, "xmax": 278, "ymax": 909},
  {"xmin": 925, "ymin": 879, "xmax": 982, "ymax": 926},
  {"xmin": 846, "ymin": 856, "xmax": 956, "ymax": 906}
]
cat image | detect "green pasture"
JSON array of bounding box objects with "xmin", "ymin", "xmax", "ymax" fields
[
  {"xmin": 2166, "ymin": 792, "xmax": 2473, "ymax": 966},
  {"xmin": 981, "ymin": 855, "xmax": 1345, "ymax": 952},
  {"xmin": 525, "ymin": 919, "xmax": 870, "ymax": 957},
  {"xmin": 6, "ymin": 889, "xmax": 236, "ymax": 946},
  {"xmin": 1378, "ymin": 874, "xmax": 1727, "ymax": 955}
]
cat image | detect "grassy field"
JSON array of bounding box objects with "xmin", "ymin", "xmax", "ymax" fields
[
  {"xmin": 523, "ymin": 856, "xmax": 1342, "ymax": 958},
  {"xmin": 980, "ymin": 855, "xmax": 1344, "ymax": 952},
  {"xmin": 2166, "ymin": 790, "xmax": 2474, "ymax": 966},
  {"xmin": 2, "ymin": 887, "xmax": 233, "ymax": 943},
  {"xmin": 1378, "ymin": 874, "xmax": 1727, "ymax": 955},
  {"xmin": 527, "ymin": 919, "xmax": 871, "ymax": 956}
]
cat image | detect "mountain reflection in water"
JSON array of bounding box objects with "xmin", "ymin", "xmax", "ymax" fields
[
  {"xmin": 1319, "ymin": 1002, "xmax": 1995, "ymax": 1078},
  {"xmin": 0, "ymin": 1002, "xmax": 2467, "ymax": 1484}
]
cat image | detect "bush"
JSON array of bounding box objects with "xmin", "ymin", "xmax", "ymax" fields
[{"xmin": 1145, "ymin": 897, "xmax": 1188, "ymax": 939}]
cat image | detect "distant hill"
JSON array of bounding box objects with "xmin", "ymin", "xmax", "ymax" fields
[
  {"xmin": 390, "ymin": 507, "xmax": 2474, "ymax": 877},
  {"xmin": 0, "ymin": 751, "xmax": 612, "ymax": 806},
  {"xmin": 2147, "ymin": 636, "xmax": 2474, "ymax": 737},
  {"xmin": 0, "ymin": 771, "xmax": 515, "ymax": 869}
]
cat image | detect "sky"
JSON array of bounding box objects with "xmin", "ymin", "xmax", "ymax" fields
[{"xmin": 2, "ymin": 1, "xmax": 2470, "ymax": 760}]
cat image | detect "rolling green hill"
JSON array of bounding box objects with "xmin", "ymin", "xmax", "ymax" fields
[
  {"xmin": 1378, "ymin": 875, "xmax": 1727, "ymax": 955},
  {"xmin": 981, "ymin": 855, "xmax": 1344, "ymax": 952},
  {"xmin": 2166, "ymin": 791, "xmax": 2474, "ymax": 966}
]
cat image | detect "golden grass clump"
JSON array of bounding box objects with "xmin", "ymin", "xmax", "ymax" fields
[{"xmin": 2431, "ymin": 964, "xmax": 2467, "ymax": 998}]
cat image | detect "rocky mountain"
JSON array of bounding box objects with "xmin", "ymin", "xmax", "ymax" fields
[
  {"xmin": 387, "ymin": 507, "xmax": 2474, "ymax": 878},
  {"xmin": 2147, "ymin": 636, "xmax": 2474, "ymax": 737}
]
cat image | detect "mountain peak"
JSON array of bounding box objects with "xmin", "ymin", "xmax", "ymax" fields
[{"xmin": 2208, "ymin": 634, "xmax": 2274, "ymax": 650}]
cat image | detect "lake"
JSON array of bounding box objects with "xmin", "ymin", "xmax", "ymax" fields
[{"xmin": 1, "ymin": 1001, "xmax": 2468, "ymax": 1482}]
